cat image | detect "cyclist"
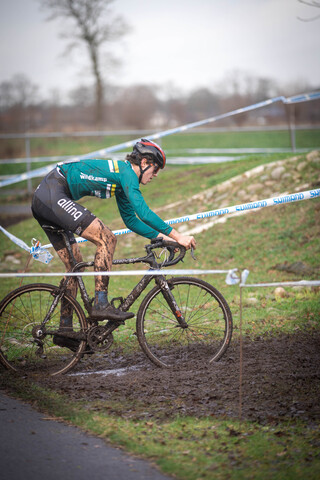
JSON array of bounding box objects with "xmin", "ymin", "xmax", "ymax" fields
[{"xmin": 32, "ymin": 139, "xmax": 196, "ymax": 334}]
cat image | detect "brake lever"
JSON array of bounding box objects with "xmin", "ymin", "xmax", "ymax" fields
[{"xmin": 190, "ymin": 247, "xmax": 197, "ymax": 261}]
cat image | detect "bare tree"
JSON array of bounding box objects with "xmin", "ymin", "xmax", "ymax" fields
[
  {"xmin": 0, "ymin": 74, "xmax": 40, "ymax": 131},
  {"xmin": 297, "ymin": 0, "xmax": 320, "ymax": 21},
  {"xmin": 186, "ymin": 88, "xmax": 220, "ymax": 121},
  {"xmin": 38, "ymin": 0, "xmax": 129, "ymax": 124},
  {"xmin": 115, "ymin": 85, "xmax": 159, "ymax": 129}
]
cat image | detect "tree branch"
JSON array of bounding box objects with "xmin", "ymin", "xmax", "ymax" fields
[{"xmin": 297, "ymin": 0, "xmax": 320, "ymax": 21}]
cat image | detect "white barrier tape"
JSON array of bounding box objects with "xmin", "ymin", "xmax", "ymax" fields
[
  {"xmin": 240, "ymin": 280, "xmax": 320, "ymax": 288},
  {"xmin": 0, "ymin": 225, "xmax": 30, "ymax": 253},
  {"xmin": 1, "ymin": 91, "xmax": 319, "ymax": 189},
  {"xmin": 1, "ymin": 147, "xmax": 317, "ymax": 166},
  {"xmin": 1, "ymin": 188, "xmax": 319, "ymax": 264},
  {"xmin": 0, "ymin": 156, "xmax": 73, "ymax": 165},
  {"xmin": 163, "ymin": 189, "xmax": 320, "ymax": 225},
  {"xmin": 0, "ymin": 227, "xmax": 54, "ymax": 265},
  {"xmin": 38, "ymin": 187, "xmax": 320, "ymax": 248},
  {"xmin": 175, "ymin": 148, "xmax": 317, "ymax": 154},
  {"xmin": 0, "ymin": 164, "xmax": 54, "ymax": 188},
  {"xmin": 0, "ymin": 268, "xmax": 240, "ymax": 288},
  {"xmin": 284, "ymin": 91, "xmax": 320, "ymax": 104}
]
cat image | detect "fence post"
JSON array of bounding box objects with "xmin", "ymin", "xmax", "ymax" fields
[
  {"xmin": 286, "ymin": 104, "xmax": 296, "ymax": 153},
  {"xmin": 239, "ymin": 283, "xmax": 243, "ymax": 419},
  {"xmin": 25, "ymin": 136, "xmax": 32, "ymax": 194}
]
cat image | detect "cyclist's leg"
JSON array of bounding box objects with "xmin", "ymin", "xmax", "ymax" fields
[
  {"xmin": 32, "ymin": 169, "xmax": 133, "ymax": 321},
  {"xmin": 32, "ymin": 168, "xmax": 96, "ymax": 236},
  {"xmin": 55, "ymin": 241, "xmax": 83, "ymax": 329},
  {"xmin": 81, "ymin": 218, "xmax": 134, "ymax": 321},
  {"xmin": 32, "ymin": 168, "xmax": 95, "ymax": 329},
  {"xmin": 80, "ymin": 218, "xmax": 117, "ymax": 292}
]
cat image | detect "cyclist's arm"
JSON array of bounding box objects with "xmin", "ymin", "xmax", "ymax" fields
[
  {"xmin": 115, "ymin": 192, "xmax": 160, "ymax": 239},
  {"xmin": 118, "ymin": 167, "xmax": 173, "ymax": 237},
  {"xmin": 117, "ymin": 164, "xmax": 195, "ymax": 248}
]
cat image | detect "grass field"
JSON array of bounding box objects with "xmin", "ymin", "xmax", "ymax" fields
[
  {"xmin": 1, "ymin": 128, "xmax": 320, "ymax": 157},
  {"xmin": 1, "ymin": 128, "xmax": 319, "ymax": 176},
  {"xmin": 0, "ymin": 129, "xmax": 319, "ymax": 201},
  {"xmin": 0, "ymin": 134, "xmax": 319, "ymax": 479}
]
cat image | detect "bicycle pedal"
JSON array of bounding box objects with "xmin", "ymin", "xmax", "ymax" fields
[
  {"xmin": 110, "ymin": 296, "xmax": 124, "ymax": 307},
  {"xmin": 106, "ymin": 319, "xmax": 125, "ymax": 327}
]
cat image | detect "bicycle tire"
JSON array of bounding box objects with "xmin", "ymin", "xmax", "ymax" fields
[
  {"xmin": 136, "ymin": 277, "xmax": 233, "ymax": 368},
  {"xmin": 0, "ymin": 283, "xmax": 87, "ymax": 376}
]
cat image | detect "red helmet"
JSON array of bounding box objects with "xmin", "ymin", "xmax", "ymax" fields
[{"xmin": 133, "ymin": 138, "xmax": 166, "ymax": 169}]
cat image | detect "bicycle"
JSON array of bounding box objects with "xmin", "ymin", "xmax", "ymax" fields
[{"xmin": 0, "ymin": 227, "xmax": 233, "ymax": 376}]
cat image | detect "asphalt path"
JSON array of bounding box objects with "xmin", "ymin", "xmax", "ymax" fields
[{"xmin": 0, "ymin": 390, "xmax": 172, "ymax": 480}]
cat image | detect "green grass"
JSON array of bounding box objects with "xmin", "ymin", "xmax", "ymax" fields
[
  {"xmin": 0, "ymin": 147, "xmax": 319, "ymax": 480},
  {"xmin": 1, "ymin": 375, "xmax": 320, "ymax": 480},
  {"xmin": 236, "ymin": 288, "xmax": 320, "ymax": 337},
  {"xmin": 1, "ymin": 128, "xmax": 319, "ymax": 196},
  {"xmin": 0, "ymin": 152, "xmax": 305, "ymax": 201},
  {"xmin": 1, "ymin": 129, "xmax": 319, "ymax": 164},
  {"xmin": 161, "ymin": 129, "xmax": 320, "ymax": 150},
  {"xmin": 0, "ymin": 150, "xmax": 319, "ymax": 327}
]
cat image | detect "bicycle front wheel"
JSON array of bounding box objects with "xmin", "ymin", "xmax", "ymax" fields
[
  {"xmin": 0, "ymin": 284, "xmax": 87, "ymax": 376},
  {"xmin": 136, "ymin": 277, "xmax": 233, "ymax": 368}
]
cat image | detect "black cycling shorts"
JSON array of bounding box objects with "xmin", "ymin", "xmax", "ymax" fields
[{"xmin": 32, "ymin": 168, "xmax": 96, "ymax": 251}]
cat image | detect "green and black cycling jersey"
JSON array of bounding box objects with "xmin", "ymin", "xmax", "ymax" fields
[{"xmin": 58, "ymin": 159, "xmax": 172, "ymax": 239}]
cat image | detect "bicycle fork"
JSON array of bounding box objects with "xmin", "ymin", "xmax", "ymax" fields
[{"xmin": 156, "ymin": 276, "xmax": 188, "ymax": 328}]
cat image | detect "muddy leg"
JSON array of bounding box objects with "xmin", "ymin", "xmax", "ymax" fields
[
  {"xmin": 56, "ymin": 243, "xmax": 83, "ymax": 329},
  {"xmin": 80, "ymin": 219, "xmax": 134, "ymax": 322},
  {"xmin": 81, "ymin": 218, "xmax": 117, "ymax": 293}
]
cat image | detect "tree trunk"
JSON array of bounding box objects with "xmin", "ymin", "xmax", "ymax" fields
[{"xmin": 90, "ymin": 46, "xmax": 104, "ymax": 125}]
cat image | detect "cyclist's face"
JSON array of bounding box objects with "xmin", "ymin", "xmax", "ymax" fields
[{"xmin": 141, "ymin": 161, "xmax": 159, "ymax": 185}]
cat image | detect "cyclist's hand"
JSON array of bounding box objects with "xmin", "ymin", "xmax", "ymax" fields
[
  {"xmin": 177, "ymin": 234, "xmax": 196, "ymax": 250},
  {"xmin": 159, "ymin": 231, "xmax": 196, "ymax": 250},
  {"xmin": 156, "ymin": 233, "xmax": 180, "ymax": 252}
]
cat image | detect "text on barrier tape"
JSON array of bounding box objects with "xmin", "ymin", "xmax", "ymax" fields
[{"xmin": 0, "ymin": 188, "xmax": 319, "ymax": 265}]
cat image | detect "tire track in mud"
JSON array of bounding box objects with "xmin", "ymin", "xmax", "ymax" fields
[{"xmin": 40, "ymin": 332, "xmax": 320, "ymax": 424}]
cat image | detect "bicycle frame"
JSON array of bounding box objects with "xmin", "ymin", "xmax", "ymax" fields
[
  {"xmin": 0, "ymin": 230, "xmax": 233, "ymax": 376},
  {"xmin": 42, "ymin": 228, "xmax": 188, "ymax": 331},
  {"xmin": 63, "ymin": 259, "xmax": 176, "ymax": 318},
  {"xmin": 60, "ymin": 259, "xmax": 156, "ymax": 316}
]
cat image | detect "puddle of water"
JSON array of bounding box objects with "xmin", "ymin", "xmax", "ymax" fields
[{"xmin": 69, "ymin": 365, "xmax": 141, "ymax": 377}]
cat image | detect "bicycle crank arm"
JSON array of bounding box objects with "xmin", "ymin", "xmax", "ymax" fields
[{"xmin": 100, "ymin": 321, "xmax": 121, "ymax": 341}]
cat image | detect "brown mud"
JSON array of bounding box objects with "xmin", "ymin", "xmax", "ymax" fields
[{"xmin": 40, "ymin": 332, "xmax": 320, "ymax": 424}]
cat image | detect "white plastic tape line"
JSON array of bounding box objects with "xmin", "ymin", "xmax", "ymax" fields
[
  {"xmin": 1, "ymin": 188, "xmax": 319, "ymax": 264},
  {"xmin": 0, "ymin": 225, "xmax": 30, "ymax": 253},
  {"xmin": 1, "ymin": 91, "xmax": 319, "ymax": 189},
  {"xmin": 0, "ymin": 227, "xmax": 53, "ymax": 265},
  {"xmin": 240, "ymin": 280, "xmax": 320, "ymax": 288},
  {"xmin": 0, "ymin": 268, "xmax": 241, "ymax": 287},
  {"xmin": 284, "ymin": 91, "xmax": 320, "ymax": 104},
  {"xmin": 37, "ymin": 187, "xmax": 320, "ymax": 249}
]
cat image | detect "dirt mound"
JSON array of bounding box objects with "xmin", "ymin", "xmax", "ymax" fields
[{"xmin": 41, "ymin": 332, "xmax": 320, "ymax": 424}]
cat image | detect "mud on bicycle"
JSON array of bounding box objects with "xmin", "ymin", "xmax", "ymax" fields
[{"xmin": 0, "ymin": 227, "xmax": 233, "ymax": 376}]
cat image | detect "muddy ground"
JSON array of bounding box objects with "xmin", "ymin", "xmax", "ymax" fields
[{"xmin": 40, "ymin": 332, "xmax": 320, "ymax": 425}]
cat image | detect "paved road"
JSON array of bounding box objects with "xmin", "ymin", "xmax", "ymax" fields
[{"xmin": 0, "ymin": 391, "xmax": 172, "ymax": 480}]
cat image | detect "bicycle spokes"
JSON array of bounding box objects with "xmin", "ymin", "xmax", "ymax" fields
[
  {"xmin": 137, "ymin": 277, "xmax": 233, "ymax": 368},
  {"xmin": 0, "ymin": 285, "xmax": 86, "ymax": 376}
]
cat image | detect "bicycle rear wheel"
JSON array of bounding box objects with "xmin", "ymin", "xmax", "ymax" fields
[
  {"xmin": 0, "ymin": 283, "xmax": 87, "ymax": 376},
  {"xmin": 136, "ymin": 277, "xmax": 233, "ymax": 368}
]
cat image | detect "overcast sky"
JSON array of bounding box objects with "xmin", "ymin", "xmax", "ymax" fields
[{"xmin": 0, "ymin": 0, "xmax": 319, "ymax": 100}]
